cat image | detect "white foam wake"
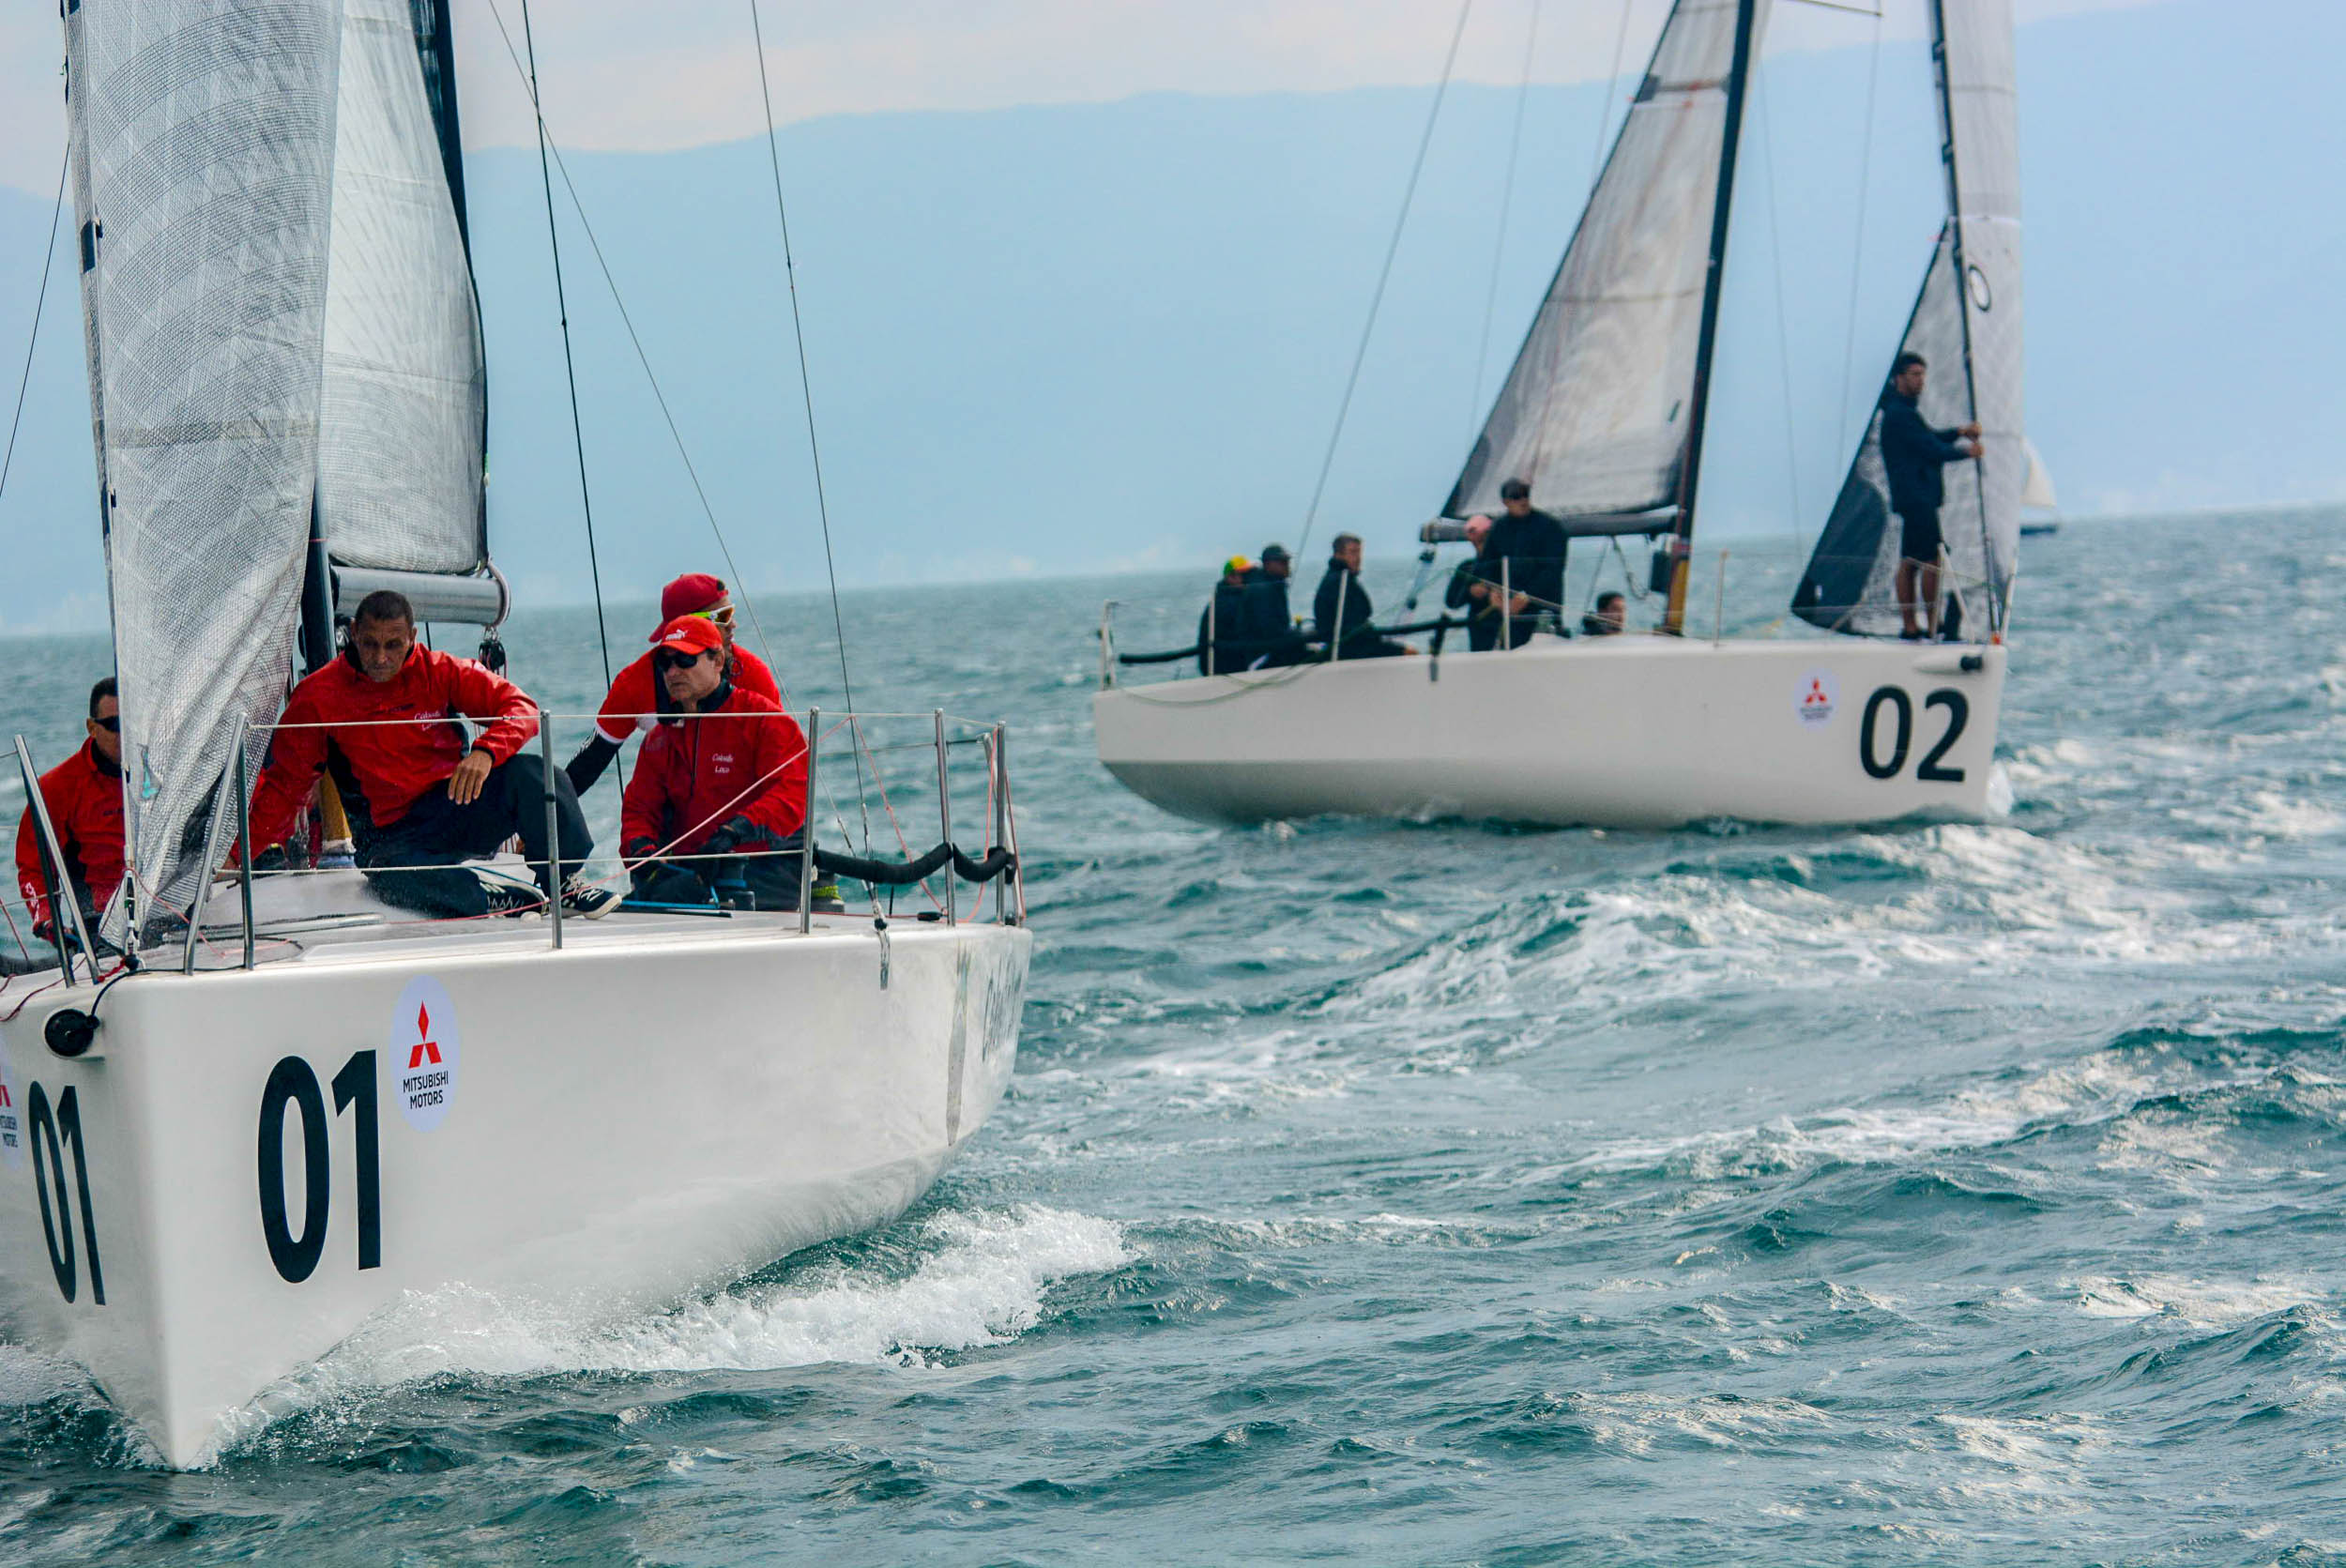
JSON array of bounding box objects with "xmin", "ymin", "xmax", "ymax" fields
[{"xmin": 220, "ymin": 1206, "xmax": 1129, "ymax": 1451}]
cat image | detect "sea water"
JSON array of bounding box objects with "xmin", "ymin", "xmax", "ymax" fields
[{"xmin": 3, "ymin": 509, "xmax": 2344, "ymax": 1565}]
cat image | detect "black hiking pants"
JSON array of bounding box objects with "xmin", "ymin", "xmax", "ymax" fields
[{"xmin": 357, "ymin": 754, "xmax": 593, "ymax": 919}]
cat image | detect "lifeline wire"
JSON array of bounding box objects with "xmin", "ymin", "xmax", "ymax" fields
[
  {"xmin": 1295, "ymin": 0, "xmax": 1473, "ymax": 560},
  {"xmin": 516, "ymin": 0, "xmax": 615, "ymax": 698},
  {"xmin": 481, "ymin": 0, "xmax": 782, "ymax": 687},
  {"xmin": 749, "ymin": 0, "xmax": 873, "ymax": 852},
  {"xmin": 0, "ymin": 146, "xmax": 66, "ymax": 510},
  {"xmin": 1465, "ymin": 0, "xmax": 1542, "ymax": 444}
]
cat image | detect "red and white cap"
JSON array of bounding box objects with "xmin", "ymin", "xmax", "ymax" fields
[
  {"xmin": 649, "ymin": 615, "xmax": 724, "ymax": 655},
  {"xmin": 660, "ymin": 572, "xmax": 728, "ymax": 622}
]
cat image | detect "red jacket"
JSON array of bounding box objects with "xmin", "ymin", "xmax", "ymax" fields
[
  {"xmin": 621, "ymin": 685, "xmax": 807, "ymax": 859},
  {"xmin": 13, "ymin": 739, "xmax": 125, "ymax": 928},
  {"xmin": 249, "ymin": 646, "xmax": 539, "ymax": 852},
  {"xmin": 596, "ymin": 644, "xmax": 779, "ymax": 744}
]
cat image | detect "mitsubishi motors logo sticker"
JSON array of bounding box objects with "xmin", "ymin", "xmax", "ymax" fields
[
  {"xmin": 0, "ymin": 1045, "xmax": 20, "ymax": 1170},
  {"xmin": 1794, "ymin": 669, "xmax": 1840, "ymax": 731},
  {"xmin": 391, "ymin": 975, "xmax": 462, "ymax": 1132}
]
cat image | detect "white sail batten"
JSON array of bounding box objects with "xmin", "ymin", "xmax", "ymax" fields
[
  {"xmin": 63, "ymin": 0, "xmax": 346, "ymax": 933},
  {"xmin": 316, "ymin": 0, "xmax": 487, "ymax": 579},
  {"xmin": 1445, "ymin": 0, "xmax": 1772, "ymax": 523},
  {"xmin": 1794, "ymin": 0, "xmax": 2024, "ymax": 635}
]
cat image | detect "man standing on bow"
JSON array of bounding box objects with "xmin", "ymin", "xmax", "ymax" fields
[{"xmin": 1880, "ymin": 352, "xmax": 1983, "ymax": 640}]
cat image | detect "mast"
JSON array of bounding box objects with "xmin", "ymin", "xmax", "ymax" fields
[
  {"xmin": 1661, "ymin": 0, "xmax": 1758, "ymax": 636},
  {"xmin": 1927, "ymin": 0, "xmax": 1997, "ymax": 636}
]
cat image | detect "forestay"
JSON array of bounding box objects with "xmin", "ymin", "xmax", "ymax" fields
[
  {"xmin": 315, "ymin": 0, "xmax": 487, "ymax": 583},
  {"xmin": 1444, "ymin": 0, "xmax": 1772, "ymax": 525},
  {"xmin": 63, "ymin": 1, "xmax": 345, "ymax": 936},
  {"xmin": 1793, "ymin": 0, "xmax": 2024, "ymax": 636}
]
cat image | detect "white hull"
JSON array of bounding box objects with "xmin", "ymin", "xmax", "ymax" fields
[
  {"xmin": 1095, "ymin": 637, "xmax": 2007, "ymax": 829},
  {"xmin": 0, "ymin": 908, "xmax": 1027, "ymax": 1467}
]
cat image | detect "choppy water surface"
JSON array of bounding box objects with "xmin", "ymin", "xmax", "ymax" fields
[{"xmin": 6, "ymin": 510, "xmax": 2346, "ymax": 1564}]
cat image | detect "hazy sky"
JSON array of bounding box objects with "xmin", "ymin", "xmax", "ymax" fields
[{"xmin": 0, "ymin": 0, "xmax": 2167, "ymax": 197}]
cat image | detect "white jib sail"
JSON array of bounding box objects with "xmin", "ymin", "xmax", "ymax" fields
[
  {"xmin": 315, "ymin": 0, "xmax": 487, "ymax": 578},
  {"xmin": 1942, "ymin": 0, "xmax": 2026, "ymax": 607},
  {"xmin": 1445, "ymin": 0, "xmax": 1773, "ymax": 523},
  {"xmin": 1791, "ymin": 0, "xmax": 2023, "ymax": 636},
  {"xmin": 63, "ymin": 1, "xmax": 345, "ymax": 935}
]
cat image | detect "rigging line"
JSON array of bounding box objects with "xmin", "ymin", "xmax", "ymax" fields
[
  {"xmin": 1590, "ymin": 0, "xmax": 1635, "ymax": 197},
  {"xmin": 483, "ymin": 0, "xmax": 782, "ymax": 693},
  {"xmin": 0, "ymin": 146, "xmax": 67, "ymax": 511},
  {"xmin": 749, "ymin": 0, "xmax": 874, "ymax": 854},
  {"xmin": 1295, "ymin": 0, "xmax": 1473, "ymax": 560},
  {"xmin": 1755, "ymin": 77, "xmax": 1805, "ymax": 549},
  {"xmin": 1836, "ymin": 3, "xmax": 1884, "ymax": 454},
  {"xmin": 1466, "ymin": 0, "xmax": 1542, "ymax": 444},
  {"xmin": 515, "ymin": 0, "xmax": 614, "ymax": 700}
]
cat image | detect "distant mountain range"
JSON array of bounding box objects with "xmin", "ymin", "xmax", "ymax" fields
[{"xmin": 0, "ymin": 0, "xmax": 2336, "ymax": 633}]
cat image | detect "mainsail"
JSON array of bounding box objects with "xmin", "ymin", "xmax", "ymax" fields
[
  {"xmin": 316, "ymin": 0, "xmax": 495, "ymax": 621},
  {"xmin": 63, "ymin": 2, "xmax": 347, "ymax": 931},
  {"xmin": 1444, "ymin": 0, "xmax": 1772, "ymax": 525},
  {"xmin": 1793, "ymin": 0, "xmax": 2024, "ymax": 635}
]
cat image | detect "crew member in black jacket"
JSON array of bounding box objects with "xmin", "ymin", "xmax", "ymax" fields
[
  {"xmin": 1445, "ymin": 479, "xmax": 1568, "ymax": 649},
  {"xmin": 1880, "ymin": 351, "xmax": 1983, "ymax": 639},
  {"xmin": 1314, "ymin": 534, "xmax": 1410, "ymax": 659},
  {"xmin": 1239, "ymin": 544, "xmax": 1309, "ymax": 668},
  {"xmin": 1196, "ymin": 555, "xmax": 1252, "ymax": 675}
]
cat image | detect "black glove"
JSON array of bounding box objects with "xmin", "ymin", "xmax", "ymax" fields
[
  {"xmin": 700, "ymin": 828, "xmax": 739, "ymax": 859},
  {"xmin": 713, "ymin": 816, "xmax": 766, "ymax": 855},
  {"xmin": 622, "ymin": 837, "xmax": 658, "ymax": 865},
  {"xmin": 251, "ymin": 844, "xmax": 289, "ymax": 875}
]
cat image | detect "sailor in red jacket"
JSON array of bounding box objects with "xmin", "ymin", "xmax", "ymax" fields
[
  {"xmin": 565, "ymin": 571, "xmax": 781, "ymax": 797},
  {"xmin": 247, "ymin": 589, "xmax": 613, "ymax": 920},
  {"xmin": 620, "ymin": 616, "xmax": 810, "ymax": 910},
  {"xmin": 13, "ymin": 677, "xmax": 126, "ymax": 941}
]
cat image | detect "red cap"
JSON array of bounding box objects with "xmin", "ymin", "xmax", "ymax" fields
[
  {"xmin": 649, "ymin": 615, "xmax": 724, "ymax": 655},
  {"xmin": 660, "ymin": 572, "xmax": 728, "ymax": 622}
]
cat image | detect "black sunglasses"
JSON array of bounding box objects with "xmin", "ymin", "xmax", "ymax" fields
[
  {"xmin": 93, "ymin": 715, "xmax": 120, "ymax": 732},
  {"xmin": 655, "ymin": 648, "xmax": 713, "ymax": 673}
]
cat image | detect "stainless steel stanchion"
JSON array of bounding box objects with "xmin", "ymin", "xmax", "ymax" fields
[
  {"xmin": 183, "ymin": 758, "xmax": 233, "ymax": 975},
  {"xmin": 800, "ymin": 708, "xmax": 819, "ymax": 936},
  {"xmin": 13, "ymin": 735, "xmax": 87, "ymax": 984},
  {"xmin": 934, "ymin": 709, "xmax": 956, "ymax": 925},
  {"xmin": 235, "ymin": 723, "xmax": 257, "ymax": 970},
  {"xmin": 541, "ymin": 710, "xmax": 563, "ymax": 951},
  {"xmin": 992, "ymin": 723, "xmax": 1009, "ymax": 924}
]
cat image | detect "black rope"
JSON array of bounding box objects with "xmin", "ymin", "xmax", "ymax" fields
[
  {"xmin": 0, "ymin": 146, "xmax": 66, "ymax": 511},
  {"xmin": 1295, "ymin": 0, "xmax": 1472, "ymax": 560},
  {"xmin": 815, "ymin": 842, "xmax": 1014, "ymax": 888},
  {"xmin": 517, "ymin": 0, "xmax": 615, "ymax": 715},
  {"xmin": 1120, "ymin": 617, "xmax": 1467, "ymax": 665},
  {"xmin": 748, "ymin": 1, "xmax": 872, "ymax": 852}
]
